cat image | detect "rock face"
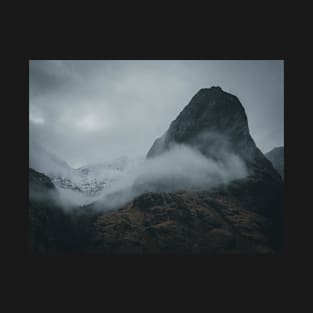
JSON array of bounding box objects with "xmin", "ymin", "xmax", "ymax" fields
[
  {"xmin": 266, "ymin": 147, "xmax": 284, "ymax": 180},
  {"xmin": 91, "ymin": 87, "xmax": 284, "ymax": 254},
  {"xmin": 147, "ymin": 86, "xmax": 281, "ymax": 183}
]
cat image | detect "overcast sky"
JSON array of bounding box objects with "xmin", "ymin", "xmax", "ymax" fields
[{"xmin": 29, "ymin": 60, "xmax": 284, "ymax": 168}]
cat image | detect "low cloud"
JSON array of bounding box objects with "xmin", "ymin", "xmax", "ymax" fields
[
  {"xmin": 93, "ymin": 140, "xmax": 248, "ymax": 211},
  {"xmin": 30, "ymin": 129, "xmax": 249, "ymax": 213}
]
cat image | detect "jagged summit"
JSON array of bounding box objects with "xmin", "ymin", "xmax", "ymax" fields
[
  {"xmin": 196, "ymin": 86, "xmax": 223, "ymax": 94},
  {"xmin": 147, "ymin": 87, "xmax": 281, "ymax": 182},
  {"xmin": 147, "ymin": 86, "xmax": 249, "ymax": 157},
  {"xmin": 198, "ymin": 86, "xmax": 222, "ymax": 91},
  {"xmin": 192, "ymin": 86, "xmax": 237, "ymax": 100}
]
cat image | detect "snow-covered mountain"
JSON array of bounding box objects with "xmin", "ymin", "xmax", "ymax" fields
[
  {"xmin": 76, "ymin": 156, "xmax": 142, "ymax": 196},
  {"xmin": 29, "ymin": 140, "xmax": 143, "ymax": 198}
]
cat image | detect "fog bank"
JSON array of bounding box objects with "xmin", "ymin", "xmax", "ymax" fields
[{"xmin": 93, "ymin": 143, "xmax": 248, "ymax": 211}]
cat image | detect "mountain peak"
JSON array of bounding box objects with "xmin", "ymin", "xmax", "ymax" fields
[
  {"xmin": 146, "ymin": 87, "xmax": 282, "ymax": 182},
  {"xmin": 147, "ymin": 87, "xmax": 250, "ymax": 158},
  {"xmin": 198, "ymin": 86, "xmax": 223, "ymax": 93},
  {"xmin": 192, "ymin": 86, "xmax": 225, "ymax": 102}
]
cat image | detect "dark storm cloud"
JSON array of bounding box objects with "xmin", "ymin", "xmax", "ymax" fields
[{"xmin": 29, "ymin": 60, "xmax": 284, "ymax": 168}]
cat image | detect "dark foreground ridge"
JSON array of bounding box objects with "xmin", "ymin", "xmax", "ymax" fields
[{"xmin": 92, "ymin": 181, "xmax": 283, "ymax": 254}]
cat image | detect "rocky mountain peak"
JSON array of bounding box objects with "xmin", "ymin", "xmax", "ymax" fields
[
  {"xmin": 197, "ymin": 86, "xmax": 222, "ymax": 93},
  {"xmin": 147, "ymin": 86, "xmax": 249, "ymax": 156},
  {"xmin": 146, "ymin": 87, "xmax": 281, "ymax": 182}
]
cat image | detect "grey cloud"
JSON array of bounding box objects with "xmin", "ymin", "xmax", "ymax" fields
[
  {"xmin": 92, "ymin": 141, "xmax": 248, "ymax": 211},
  {"xmin": 29, "ymin": 60, "xmax": 284, "ymax": 168}
]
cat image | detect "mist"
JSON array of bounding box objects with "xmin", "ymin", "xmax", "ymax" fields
[
  {"xmin": 30, "ymin": 130, "xmax": 249, "ymax": 212},
  {"xmin": 92, "ymin": 138, "xmax": 248, "ymax": 211}
]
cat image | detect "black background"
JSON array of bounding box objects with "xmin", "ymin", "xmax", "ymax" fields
[{"xmin": 3, "ymin": 4, "xmax": 308, "ymax": 309}]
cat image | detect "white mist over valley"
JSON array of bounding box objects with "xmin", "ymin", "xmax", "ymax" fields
[{"xmin": 30, "ymin": 133, "xmax": 248, "ymax": 210}]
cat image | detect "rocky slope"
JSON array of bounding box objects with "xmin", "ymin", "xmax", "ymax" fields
[
  {"xmin": 29, "ymin": 168, "xmax": 56, "ymax": 193},
  {"xmin": 29, "ymin": 168, "xmax": 102, "ymax": 254},
  {"xmin": 29, "ymin": 168, "xmax": 71, "ymax": 253},
  {"xmin": 90, "ymin": 87, "xmax": 284, "ymax": 254},
  {"xmin": 91, "ymin": 183, "xmax": 282, "ymax": 254},
  {"xmin": 265, "ymin": 146, "xmax": 284, "ymax": 180}
]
